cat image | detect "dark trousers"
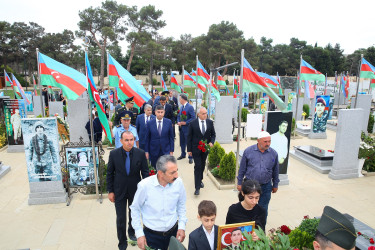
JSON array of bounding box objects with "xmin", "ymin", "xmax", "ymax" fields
[
  {"xmin": 179, "ymin": 127, "xmax": 192, "ymax": 159},
  {"xmin": 150, "ymin": 147, "xmax": 164, "ymax": 168},
  {"xmin": 193, "ymin": 152, "xmax": 208, "ymax": 190},
  {"xmin": 258, "ymin": 181, "xmax": 272, "ymax": 225},
  {"xmin": 144, "ymin": 225, "xmax": 178, "ymax": 250},
  {"xmin": 115, "ymin": 195, "xmax": 135, "ymax": 250}
]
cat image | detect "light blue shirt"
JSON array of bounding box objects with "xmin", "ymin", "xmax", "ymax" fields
[
  {"xmin": 113, "ymin": 125, "xmax": 139, "ymax": 148},
  {"xmin": 130, "ymin": 174, "xmax": 187, "ymax": 238}
]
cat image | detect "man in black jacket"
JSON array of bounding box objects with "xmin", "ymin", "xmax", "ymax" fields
[
  {"xmin": 107, "ymin": 131, "xmax": 149, "ymax": 250},
  {"xmin": 187, "ymin": 107, "xmax": 216, "ymax": 195}
]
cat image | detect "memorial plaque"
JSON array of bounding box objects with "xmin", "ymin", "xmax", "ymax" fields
[
  {"xmin": 3, "ymin": 99, "xmax": 27, "ymax": 146},
  {"xmin": 295, "ymin": 145, "xmax": 334, "ymax": 161}
]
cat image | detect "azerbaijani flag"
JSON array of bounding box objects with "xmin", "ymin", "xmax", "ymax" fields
[
  {"xmin": 191, "ymin": 70, "xmax": 207, "ymax": 92},
  {"xmin": 32, "ymin": 74, "xmax": 38, "ymax": 95},
  {"xmin": 233, "ymin": 71, "xmax": 239, "ymax": 94},
  {"xmin": 304, "ymin": 81, "xmax": 315, "ymax": 98},
  {"xmin": 11, "ymin": 74, "xmax": 31, "ymax": 105},
  {"xmin": 360, "ymin": 58, "xmax": 375, "ymax": 79},
  {"xmin": 171, "ymin": 72, "xmax": 182, "ymax": 93},
  {"xmin": 108, "ymin": 53, "xmax": 150, "ymax": 108},
  {"xmin": 197, "ymin": 60, "xmax": 210, "ymax": 85},
  {"xmin": 7, "ymin": 71, "xmax": 21, "ymax": 99},
  {"xmin": 183, "ymin": 70, "xmax": 196, "ymax": 87},
  {"xmin": 300, "ymin": 59, "xmax": 325, "ymax": 82},
  {"xmin": 341, "ymin": 74, "xmax": 348, "ymax": 98},
  {"xmin": 4, "ymin": 70, "xmax": 12, "ymax": 87},
  {"xmin": 371, "ymin": 78, "xmax": 375, "ymax": 88},
  {"xmin": 257, "ymin": 72, "xmax": 279, "ymax": 88},
  {"xmin": 217, "ymin": 72, "xmax": 226, "ymax": 86},
  {"xmin": 345, "ymin": 74, "xmax": 349, "ymax": 98},
  {"xmin": 211, "ymin": 80, "xmax": 221, "ymax": 102},
  {"xmin": 38, "ymin": 52, "xmax": 87, "ymax": 100},
  {"xmin": 161, "ymin": 74, "xmax": 168, "ymax": 91},
  {"xmin": 242, "ymin": 58, "xmax": 286, "ymax": 111},
  {"xmin": 85, "ymin": 52, "xmax": 112, "ymax": 144},
  {"xmin": 323, "ymin": 74, "xmax": 328, "ymax": 95}
]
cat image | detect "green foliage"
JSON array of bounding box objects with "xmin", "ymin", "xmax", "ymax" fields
[
  {"xmin": 368, "ymin": 113, "xmax": 374, "ymax": 133},
  {"xmin": 208, "ymin": 142, "xmax": 225, "ymax": 167},
  {"xmin": 63, "ymin": 105, "xmax": 67, "ymax": 115},
  {"xmin": 288, "ymin": 228, "xmax": 315, "ymax": 250},
  {"xmin": 210, "ymin": 166, "xmax": 219, "ymax": 177},
  {"xmin": 238, "ymin": 107, "xmax": 249, "ymax": 122},
  {"xmin": 237, "ymin": 228, "xmax": 292, "ymax": 250},
  {"xmin": 111, "ymin": 113, "xmax": 115, "ymax": 123},
  {"xmin": 359, "ymin": 132, "xmax": 375, "ymax": 172},
  {"xmin": 303, "ymin": 104, "xmax": 310, "ymax": 116},
  {"xmin": 291, "ymin": 118, "xmax": 296, "ymax": 133},
  {"xmin": 298, "ymin": 217, "xmax": 320, "ymax": 237},
  {"xmin": 218, "ymin": 151, "xmax": 236, "ymax": 181},
  {"xmin": 102, "ymin": 136, "xmax": 114, "ymax": 147}
]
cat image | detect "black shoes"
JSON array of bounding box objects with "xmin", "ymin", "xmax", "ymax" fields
[
  {"xmin": 200, "ymin": 182, "xmax": 204, "ymax": 188},
  {"xmin": 177, "ymin": 155, "xmax": 186, "ymax": 160},
  {"xmin": 194, "ymin": 189, "xmax": 200, "ymax": 195},
  {"xmin": 189, "ymin": 158, "xmax": 193, "ymax": 164}
]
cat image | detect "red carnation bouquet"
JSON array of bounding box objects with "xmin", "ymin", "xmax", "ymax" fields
[
  {"xmin": 180, "ymin": 110, "xmax": 187, "ymax": 121},
  {"xmin": 198, "ymin": 140, "xmax": 210, "ymax": 153},
  {"xmin": 148, "ymin": 162, "xmax": 156, "ymax": 176}
]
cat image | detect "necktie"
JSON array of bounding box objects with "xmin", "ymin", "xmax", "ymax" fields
[
  {"xmin": 125, "ymin": 151, "xmax": 130, "ymax": 175},
  {"xmin": 146, "ymin": 116, "xmax": 149, "ymax": 124},
  {"xmin": 158, "ymin": 120, "xmax": 162, "ymax": 136},
  {"xmin": 201, "ymin": 121, "xmax": 206, "ymax": 134}
]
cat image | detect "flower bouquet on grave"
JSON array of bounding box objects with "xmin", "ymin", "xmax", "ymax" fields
[
  {"xmin": 148, "ymin": 161, "xmax": 156, "ymax": 176},
  {"xmin": 357, "ymin": 231, "xmax": 375, "ymax": 245},
  {"xmin": 180, "ymin": 110, "xmax": 187, "ymax": 121},
  {"xmin": 198, "ymin": 140, "xmax": 210, "ymax": 153}
]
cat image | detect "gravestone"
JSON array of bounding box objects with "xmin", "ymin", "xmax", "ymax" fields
[
  {"xmin": 215, "ymin": 96, "xmax": 233, "ymax": 144},
  {"xmin": 48, "ymin": 101, "xmax": 64, "ymax": 117},
  {"xmin": 0, "ymin": 161, "xmax": 11, "ymax": 179},
  {"xmin": 68, "ymin": 98, "xmax": 90, "ymax": 142},
  {"xmin": 33, "ymin": 96, "xmax": 44, "ymax": 117},
  {"xmin": 283, "ymin": 89, "xmax": 292, "ymax": 105},
  {"xmin": 233, "ymin": 97, "xmax": 239, "ymax": 120},
  {"xmin": 290, "ymin": 145, "xmax": 334, "ymax": 173},
  {"xmin": 350, "ymin": 95, "xmax": 372, "ymax": 133},
  {"xmin": 296, "ymin": 122, "xmax": 311, "ymax": 137},
  {"xmin": 329, "ymin": 109, "xmax": 364, "ymax": 180},
  {"xmin": 309, "ymin": 97, "xmax": 315, "ymax": 116},
  {"xmin": 292, "ymin": 97, "xmax": 304, "ymax": 121},
  {"xmin": 333, "ymin": 92, "xmax": 348, "ymax": 106}
]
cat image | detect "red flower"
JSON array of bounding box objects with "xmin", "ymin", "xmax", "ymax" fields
[
  {"xmin": 202, "ymin": 148, "xmax": 206, "ymax": 153},
  {"xmin": 370, "ymin": 238, "xmax": 374, "ymax": 244},
  {"xmin": 368, "ymin": 246, "xmax": 375, "ymax": 250},
  {"xmin": 280, "ymin": 225, "xmax": 291, "ymax": 235},
  {"xmin": 199, "ymin": 141, "xmax": 203, "ymax": 145},
  {"xmin": 182, "ymin": 111, "xmax": 186, "ymax": 115},
  {"xmin": 217, "ymin": 165, "xmax": 220, "ymax": 168},
  {"xmin": 303, "ymin": 215, "xmax": 309, "ymax": 219},
  {"xmin": 358, "ymin": 232, "xmax": 362, "ymax": 235}
]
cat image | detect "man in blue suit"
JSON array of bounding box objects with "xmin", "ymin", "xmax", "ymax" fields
[
  {"xmin": 177, "ymin": 93, "xmax": 195, "ymax": 164},
  {"xmin": 145, "ymin": 105, "xmax": 174, "ymax": 167},
  {"xmin": 136, "ymin": 104, "xmax": 155, "ymax": 151}
]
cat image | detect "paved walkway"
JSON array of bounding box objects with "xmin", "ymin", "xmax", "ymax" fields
[{"xmin": 0, "ymin": 125, "xmax": 374, "ymax": 250}]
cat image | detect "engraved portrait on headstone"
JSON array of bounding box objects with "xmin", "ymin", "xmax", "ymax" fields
[{"xmin": 313, "ymin": 95, "xmax": 330, "ymax": 133}]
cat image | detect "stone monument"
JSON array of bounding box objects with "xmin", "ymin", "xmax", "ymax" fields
[
  {"xmin": 351, "ymin": 94, "xmax": 372, "ymax": 134},
  {"xmin": 68, "ymin": 98, "xmax": 90, "ymax": 142},
  {"xmin": 33, "ymin": 96, "xmax": 43, "ymax": 117},
  {"xmin": 215, "ymin": 96, "xmax": 233, "ymax": 144},
  {"xmin": 283, "ymin": 89, "xmax": 292, "ymax": 105},
  {"xmin": 292, "ymin": 97, "xmax": 304, "ymax": 121},
  {"xmin": 0, "ymin": 161, "xmax": 11, "ymax": 179},
  {"xmin": 48, "ymin": 101, "xmax": 64, "ymax": 117},
  {"xmin": 329, "ymin": 109, "xmax": 364, "ymax": 180}
]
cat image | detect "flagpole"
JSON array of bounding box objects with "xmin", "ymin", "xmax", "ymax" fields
[
  {"xmin": 85, "ymin": 48, "xmax": 100, "ymax": 200},
  {"xmin": 333, "ymin": 71, "xmax": 337, "ymax": 94},
  {"xmin": 36, "ymin": 48, "xmax": 45, "ymax": 117},
  {"xmin": 235, "ymin": 49, "xmax": 244, "ymax": 190},
  {"xmin": 181, "ymin": 65, "xmax": 184, "ymax": 92},
  {"xmin": 195, "ymin": 56, "xmax": 198, "ymax": 112},
  {"xmin": 106, "ymin": 51, "xmax": 115, "ymax": 107},
  {"xmin": 354, "ymin": 54, "xmax": 363, "ymax": 109},
  {"xmin": 324, "ymin": 73, "xmax": 328, "ymax": 95},
  {"xmin": 294, "ymin": 54, "xmax": 302, "ymax": 137},
  {"xmin": 208, "ymin": 71, "xmax": 212, "ymax": 118}
]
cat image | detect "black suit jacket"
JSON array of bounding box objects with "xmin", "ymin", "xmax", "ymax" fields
[
  {"xmin": 188, "ymin": 225, "xmax": 218, "ymax": 250},
  {"xmin": 106, "ymin": 147, "xmax": 149, "ymax": 200},
  {"xmin": 187, "ymin": 118, "xmax": 216, "ymax": 154}
]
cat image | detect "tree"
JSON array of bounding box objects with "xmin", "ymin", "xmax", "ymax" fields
[
  {"xmin": 77, "ymin": 0, "xmax": 128, "ymax": 88},
  {"xmin": 126, "ymin": 5, "xmax": 166, "ymax": 71},
  {"xmin": 258, "ymin": 37, "xmax": 273, "ymax": 73}
]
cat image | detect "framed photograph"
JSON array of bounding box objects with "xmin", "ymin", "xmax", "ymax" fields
[
  {"xmin": 21, "ymin": 118, "xmax": 61, "ymax": 182},
  {"xmin": 313, "ymin": 95, "xmax": 330, "ymax": 133},
  {"xmin": 4, "ymin": 99, "xmax": 27, "ymax": 145},
  {"xmin": 65, "ymin": 146, "xmax": 99, "ymax": 186},
  {"xmin": 217, "ymin": 221, "xmax": 255, "ymax": 249}
]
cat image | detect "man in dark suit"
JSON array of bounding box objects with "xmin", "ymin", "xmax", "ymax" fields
[
  {"xmin": 187, "ymin": 107, "xmax": 216, "ymax": 195},
  {"xmin": 107, "ymin": 131, "xmax": 149, "ymax": 250},
  {"xmin": 145, "ymin": 105, "xmax": 174, "ymax": 167},
  {"xmin": 136, "ymin": 104, "xmax": 155, "ymax": 151},
  {"xmin": 156, "ymin": 96, "xmax": 174, "ymax": 124},
  {"xmin": 177, "ymin": 93, "xmax": 196, "ymax": 164}
]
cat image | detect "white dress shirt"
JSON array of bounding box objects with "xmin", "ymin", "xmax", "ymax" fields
[
  {"xmin": 202, "ymin": 226, "xmax": 215, "ymax": 250},
  {"xmin": 130, "ymin": 175, "xmax": 187, "ymax": 238},
  {"xmin": 198, "ymin": 118, "xmax": 207, "ymax": 134},
  {"xmin": 145, "ymin": 115, "xmax": 151, "ymax": 124}
]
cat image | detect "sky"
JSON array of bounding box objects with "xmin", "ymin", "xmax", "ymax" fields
[{"xmin": 1, "ymin": 0, "xmax": 374, "ymax": 55}]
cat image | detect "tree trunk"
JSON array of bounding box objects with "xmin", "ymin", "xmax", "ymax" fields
[
  {"xmin": 100, "ymin": 43, "xmax": 105, "ymax": 89},
  {"xmin": 222, "ymin": 60, "xmax": 229, "ymax": 76},
  {"xmin": 127, "ymin": 42, "xmax": 136, "ymax": 71}
]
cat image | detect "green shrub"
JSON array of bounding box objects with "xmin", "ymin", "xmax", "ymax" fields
[
  {"xmin": 208, "ymin": 142, "xmax": 225, "ymax": 167},
  {"xmin": 218, "ymin": 151, "xmax": 236, "ymax": 181},
  {"xmin": 102, "ymin": 136, "xmax": 114, "ymax": 146},
  {"xmin": 303, "ymin": 104, "xmax": 310, "ymax": 116},
  {"xmin": 289, "ymin": 228, "xmax": 314, "ymax": 250},
  {"xmin": 368, "ymin": 113, "xmax": 374, "ymax": 133},
  {"xmin": 291, "ymin": 118, "xmax": 296, "ymax": 133},
  {"xmin": 238, "ymin": 107, "xmax": 249, "ymax": 122},
  {"xmin": 298, "ymin": 217, "xmax": 320, "ymax": 237},
  {"xmin": 210, "ymin": 166, "xmax": 219, "ymax": 177}
]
